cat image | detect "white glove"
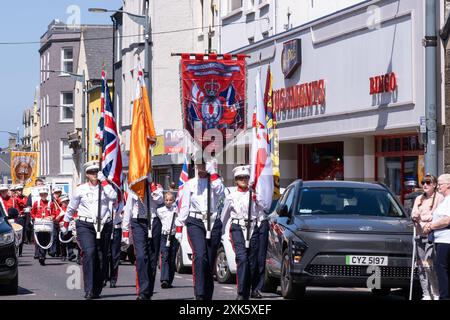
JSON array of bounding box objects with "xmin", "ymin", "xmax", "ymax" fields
[
  {"xmin": 97, "ymin": 171, "xmax": 106, "ymax": 182},
  {"xmin": 206, "ymin": 159, "xmax": 217, "ymax": 175},
  {"xmin": 60, "ymin": 226, "xmax": 68, "ymax": 235}
]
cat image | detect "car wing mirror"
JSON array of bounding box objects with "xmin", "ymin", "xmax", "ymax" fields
[{"xmin": 277, "ymin": 204, "xmax": 290, "ymax": 218}]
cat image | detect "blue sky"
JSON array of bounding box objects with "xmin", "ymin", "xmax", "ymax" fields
[{"xmin": 0, "ymin": 0, "xmax": 123, "ymax": 148}]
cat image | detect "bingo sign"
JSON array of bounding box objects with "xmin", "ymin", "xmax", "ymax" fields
[
  {"xmin": 164, "ymin": 129, "xmax": 185, "ymax": 154},
  {"xmin": 281, "ymin": 38, "xmax": 302, "ymax": 79}
]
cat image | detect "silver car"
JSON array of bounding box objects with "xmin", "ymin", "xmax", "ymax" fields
[{"xmin": 265, "ymin": 180, "xmax": 420, "ymax": 299}]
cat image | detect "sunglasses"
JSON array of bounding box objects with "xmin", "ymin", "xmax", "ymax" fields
[
  {"xmin": 86, "ymin": 170, "xmax": 99, "ymax": 175},
  {"xmin": 421, "ymin": 180, "xmax": 433, "ymax": 186},
  {"xmin": 236, "ymin": 176, "xmax": 249, "ymax": 180}
]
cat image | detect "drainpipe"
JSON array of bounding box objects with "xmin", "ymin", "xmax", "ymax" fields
[{"xmin": 424, "ymin": 0, "xmax": 438, "ymax": 176}]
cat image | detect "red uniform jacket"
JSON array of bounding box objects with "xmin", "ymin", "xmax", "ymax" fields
[
  {"xmin": 31, "ymin": 199, "xmax": 56, "ymax": 220},
  {"xmin": 1, "ymin": 194, "xmax": 19, "ymax": 216},
  {"xmin": 14, "ymin": 195, "xmax": 28, "ymax": 216}
]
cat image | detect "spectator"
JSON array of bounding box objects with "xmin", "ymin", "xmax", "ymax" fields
[
  {"xmin": 411, "ymin": 174, "xmax": 442, "ymax": 300},
  {"xmin": 424, "ymin": 174, "xmax": 450, "ymax": 300}
]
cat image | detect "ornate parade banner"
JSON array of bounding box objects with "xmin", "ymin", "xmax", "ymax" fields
[
  {"xmin": 180, "ymin": 53, "xmax": 247, "ymax": 151},
  {"xmin": 10, "ymin": 151, "xmax": 39, "ymax": 188}
]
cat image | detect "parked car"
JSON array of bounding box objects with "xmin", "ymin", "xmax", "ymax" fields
[
  {"xmin": 0, "ymin": 207, "xmax": 19, "ymax": 295},
  {"xmin": 265, "ymin": 180, "xmax": 420, "ymax": 299}
]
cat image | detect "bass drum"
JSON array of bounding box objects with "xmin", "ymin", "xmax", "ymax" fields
[{"xmin": 34, "ymin": 218, "xmax": 54, "ymax": 250}]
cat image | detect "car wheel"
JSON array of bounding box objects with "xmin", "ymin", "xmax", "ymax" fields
[
  {"xmin": 262, "ymin": 267, "xmax": 279, "ymax": 293},
  {"xmin": 0, "ymin": 273, "xmax": 18, "ymax": 295},
  {"xmin": 176, "ymin": 246, "xmax": 190, "ymax": 274},
  {"xmin": 215, "ymin": 247, "xmax": 234, "ymax": 284},
  {"xmin": 371, "ymin": 288, "xmax": 391, "ymax": 296},
  {"xmin": 280, "ymin": 249, "xmax": 305, "ymax": 299}
]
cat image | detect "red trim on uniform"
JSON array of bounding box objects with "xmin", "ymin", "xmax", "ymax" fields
[
  {"xmin": 101, "ymin": 180, "xmax": 109, "ymax": 188},
  {"xmin": 63, "ymin": 221, "xmax": 69, "ymax": 229},
  {"xmin": 210, "ymin": 174, "xmax": 220, "ymax": 181},
  {"xmin": 176, "ymin": 226, "xmax": 182, "ymax": 234},
  {"xmin": 123, "ymin": 231, "xmax": 129, "ymax": 238}
]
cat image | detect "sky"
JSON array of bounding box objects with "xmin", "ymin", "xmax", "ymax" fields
[{"xmin": 0, "ymin": 0, "xmax": 123, "ymax": 148}]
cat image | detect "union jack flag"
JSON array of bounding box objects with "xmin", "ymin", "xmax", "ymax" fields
[
  {"xmin": 176, "ymin": 154, "xmax": 190, "ymax": 210},
  {"xmin": 96, "ymin": 70, "xmax": 123, "ymax": 190}
]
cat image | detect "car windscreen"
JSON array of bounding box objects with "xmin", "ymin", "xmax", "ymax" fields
[{"xmin": 297, "ymin": 187, "xmax": 405, "ymax": 217}]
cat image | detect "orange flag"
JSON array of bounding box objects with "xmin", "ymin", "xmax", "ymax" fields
[{"xmin": 128, "ymin": 69, "xmax": 156, "ymax": 202}]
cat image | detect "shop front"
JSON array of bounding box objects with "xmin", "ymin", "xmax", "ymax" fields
[{"xmin": 234, "ymin": 0, "xmax": 443, "ymax": 203}]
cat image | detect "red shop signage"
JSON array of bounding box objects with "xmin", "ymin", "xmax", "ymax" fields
[
  {"xmin": 369, "ymin": 72, "xmax": 397, "ymax": 95},
  {"xmin": 273, "ymin": 80, "xmax": 325, "ymax": 112}
]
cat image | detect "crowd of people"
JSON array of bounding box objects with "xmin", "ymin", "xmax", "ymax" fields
[{"xmin": 0, "ymin": 158, "xmax": 271, "ymax": 300}]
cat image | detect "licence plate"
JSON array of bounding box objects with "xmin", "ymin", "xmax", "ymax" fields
[{"xmin": 345, "ymin": 255, "xmax": 388, "ymax": 266}]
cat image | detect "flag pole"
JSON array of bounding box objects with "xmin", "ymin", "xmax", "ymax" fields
[
  {"xmin": 146, "ymin": 179, "xmax": 152, "ymax": 239},
  {"xmin": 245, "ymin": 189, "xmax": 252, "ymax": 249},
  {"xmin": 97, "ymin": 143, "xmax": 103, "ymax": 240},
  {"xmin": 206, "ymin": 172, "xmax": 211, "ymax": 240}
]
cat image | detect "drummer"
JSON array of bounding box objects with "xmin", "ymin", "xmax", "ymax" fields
[
  {"xmin": 31, "ymin": 187, "xmax": 56, "ymax": 266},
  {"xmin": 50, "ymin": 187, "xmax": 63, "ymax": 258},
  {"xmin": 57, "ymin": 194, "xmax": 76, "ymax": 262}
]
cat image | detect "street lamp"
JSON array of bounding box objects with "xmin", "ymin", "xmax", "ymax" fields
[
  {"xmin": 88, "ymin": 7, "xmax": 151, "ymax": 95},
  {"xmin": 40, "ymin": 69, "xmax": 86, "ymax": 182}
]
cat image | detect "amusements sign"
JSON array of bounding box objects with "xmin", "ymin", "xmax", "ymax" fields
[{"xmin": 180, "ymin": 53, "xmax": 247, "ymax": 151}]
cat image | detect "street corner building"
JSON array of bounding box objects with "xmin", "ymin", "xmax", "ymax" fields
[{"xmin": 225, "ymin": 0, "xmax": 447, "ymax": 207}]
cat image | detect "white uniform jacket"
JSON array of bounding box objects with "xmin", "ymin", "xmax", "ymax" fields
[
  {"xmin": 121, "ymin": 188, "xmax": 164, "ymax": 233},
  {"xmin": 64, "ymin": 182, "xmax": 118, "ymax": 224},
  {"xmin": 176, "ymin": 175, "xmax": 225, "ymax": 227},
  {"xmin": 157, "ymin": 204, "xmax": 178, "ymax": 235}
]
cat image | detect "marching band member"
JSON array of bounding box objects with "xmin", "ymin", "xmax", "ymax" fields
[
  {"xmin": 157, "ymin": 192, "xmax": 178, "ymax": 289},
  {"xmin": 14, "ymin": 184, "xmax": 28, "ymax": 256},
  {"xmin": 56, "ymin": 194, "xmax": 76, "ymax": 262},
  {"xmin": 122, "ymin": 181, "xmax": 163, "ymax": 300},
  {"xmin": 50, "ymin": 187, "xmax": 63, "ymax": 257},
  {"xmin": 31, "ymin": 187, "xmax": 56, "ymax": 266},
  {"xmin": 26, "ymin": 178, "xmax": 46, "ymax": 259},
  {"xmin": 176, "ymin": 159, "xmax": 224, "ymax": 300},
  {"xmin": 61, "ymin": 161, "xmax": 118, "ymax": 300},
  {"xmin": 220, "ymin": 165, "xmax": 268, "ymax": 300},
  {"xmin": 0, "ymin": 184, "xmax": 19, "ymax": 216}
]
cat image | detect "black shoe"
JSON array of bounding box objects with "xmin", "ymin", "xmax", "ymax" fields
[
  {"xmin": 61, "ymin": 256, "xmax": 67, "ymax": 262},
  {"xmin": 48, "ymin": 253, "xmax": 55, "ymax": 257},
  {"xmin": 103, "ymin": 280, "xmax": 108, "ymax": 287},
  {"xmin": 76, "ymin": 258, "xmax": 81, "ymax": 265},
  {"xmin": 68, "ymin": 254, "xmax": 76, "ymax": 261},
  {"xmin": 39, "ymin": 259, "xmax": 45, "ymax": 266},
  {"xmin": 136, "ymin": 294, "xmax": 151, "ymax": 300},
  {"xmin": 19, "ymin": 253, "xmax": 23, "ymax": 257},
  {"xmin": 236, "ymin": 295, "xmax": 245, "ymax": 300},
  {"xmin": 34, "ymin": 255, "xmax": 39, "ymax": 260},
  {"xmin": 161, "ymin": 281, "xmax": 169, "ymax": 289},
  {"xmin": 110, "ymin": 281, "xmax": 117, "ymax": 288},
  {"xmin": 195, "ymin": 295, "xmax": 205, "ymax": 300},
  {"xmin": 251, "ymin": 290, "xmax": 262, "ymax": 299}
]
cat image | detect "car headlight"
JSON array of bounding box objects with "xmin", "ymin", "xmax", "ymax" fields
[
  {"xmin": 291, "ymin": 240, "xmax": 308, "ymax": 264},
  {"xmin": 0, "ymin": 231, "xmax": 15, "ymax": 246}
]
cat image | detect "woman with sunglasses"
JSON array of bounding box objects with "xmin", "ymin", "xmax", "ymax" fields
[
  {"xmin": 411, "ymin": 174, "xmax": 443, "ymax": 300},
  {"xmin": 423, "ymin": 174, "xmax": 450, "ymax": 300}
]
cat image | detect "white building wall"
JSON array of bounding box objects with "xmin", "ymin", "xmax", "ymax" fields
[
  {"xmin": 343, "ymin": 138, "xmax": 364, "ymax": 181},
  {"xmin": 220, "ymin": 0, "xmax": 366, "ymax": 53}
]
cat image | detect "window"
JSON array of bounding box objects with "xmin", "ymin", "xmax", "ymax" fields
[
  {"xmin": 61, "ymin": 48, "xmax": 73, "ymax": 74},
  {"xmin": 46, "ymin": 95, "xmax": 49, "ymax": 125},
  {"xmin": 262, "ymin": 31, "xmax": 269, "ymax": 39},
  {"xmin": 43, "ymin": 54, "xmax": 47, "ymax": 81},
  {"xmin": 61, "ymin": 140, "xmax": 73, "ymax": 174},
  {"xmin": 60, "ymin": 92, "xmax": 74, "ymax": 121},
  {"xmin": 46, "ymin": 141, "xmax": 50, "ymax": 175},
  {"xmin": 248, "ymin": 37, "xmax": 255, "ymax": 44},
  {"xmin": 46, "ymin": 52, "xmax": 50, "ymax": 80},
  {"xmin": 40, "ymin": 56, "xmax": 44, "ymax": 83}
]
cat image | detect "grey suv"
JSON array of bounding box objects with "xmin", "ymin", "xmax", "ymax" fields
[{"xmin": 264, "ymin": 180, "xmax": 419, "ymax": 299}]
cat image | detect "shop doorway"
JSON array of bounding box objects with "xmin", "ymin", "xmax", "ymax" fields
[
  {"xmin": 297, "ymin": 142, "xmax": 344, "ymax": 180},
  {"xmin": 375, "ymin": 134, "xmax": 424, "ymax": 205}
]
